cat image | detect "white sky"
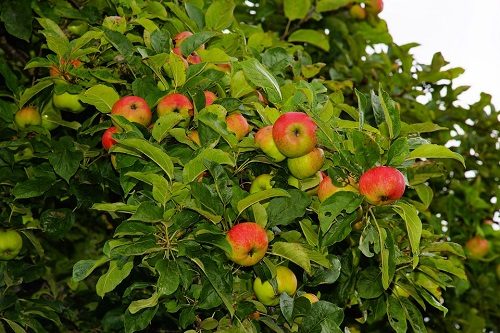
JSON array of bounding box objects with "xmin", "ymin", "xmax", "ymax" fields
[{"xmin": 381, "ymin": 0, "xmax": 500, "ymax": 107}]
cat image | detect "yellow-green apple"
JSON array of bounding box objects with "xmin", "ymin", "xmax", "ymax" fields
[
  {"xmin": 204, "ymin": 91, "xmax": 217, "ymax": 106},
  {"xmin": 318, "ymin": 176, "xmax": 358, "ymax": 202},
  {"xmin": 287, "ymin": 148, "xmax": 325, "ymax": 179},
  {"xmin": 41, "ymin": 107, "xmax": 62, "ymax": 131},
  {"xmin": 366, "ymin": 0, "xmax": 383, "ymax": 14},
  {"xmin": 255, "ymin": 126, "xmax": 286, "ymax": 162},
  {"xmin": 67, "ymin": 20, "xmax": 89, "ymax": 36},
  {"xmin": 253, "ymin": 266, "xmax": 298, "ymax": 306},
  {"xmin": 226, "ymin": 113, "xmax": 250, "ymax": 140},
  {"xmin": 102, "ymin": 126, "xmax": 118, "ymax": 150},
  {"xmin": 226, "ymin": 222, "xmax": 268, "ymax": 266},
  {"xmin": 465, "ymin": 236, "xmax": 490, "ymax": 259},
  {"xmin": 359, "ymin": 166, "xmax": 405, "ymax": 205},
  {"xmin": 0, "ymin": 229, "xmax": 23, "ymax": 260},
  {"xmin": 111, "ymin": 95, "xmax": 152, "ymax": 126},
  {"xmin": 15, "ymin": 106, "xmax": 41, "ymax": 129},
  {"xmin": 53, "ymin": 92, "xmax": 85, "ymax": 113},
  {"xmin": 301, "ymin": 293, "xmax": 319, "ymax": 303},
  {"xmin": 272, "ymin": 112, "xmax": 317, "ymax": 158},
  {"xmin": 350, "ymin": 4, "xmax": 366, "ymax": 19},
  {"xmin": 157, "ymin": 93, "xmax": 194, "ymax": 119},
  {"xmin": 187, "ymin": 130, "xmax": 201, "ymax": 145},
  {"xmin": 250, "ymin": 174, "xmax": 273, "ymax": 194}
]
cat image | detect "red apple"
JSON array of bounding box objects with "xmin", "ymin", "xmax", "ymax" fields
[
  {"xmin": 187, "ymin": 53, "xmax": 202, "ymax": 64},
  {"xmin": 350, "ymin": 4, "xmax": 366, "ymax": 19},
  {"xmin": 102, "ymin": 126, "xmax": 118, "ymax": 150},
  {"xmin": 287, "ymin": 148, "xmax": 325, "ymax": 179},
  {"xmin": 111, "ymin": 96, "xmax": 152, "ymax": 126},
  {"xmin": 359, "ymin": 166, "xmax": 405, "ymax": 205},
  {"xmin": 204, "ymin": 91, "xmax": 217, "ymax": 106},
  {"xmin": 226, "ymin": 222, "xmax": 268, "ymax": 266},
  {"xmin": 255, "ymin": 126, "xmax": 286, "ymax": 162},
  {"xmin": 173, "ymin": 31, "xmax": 193, "ymax": 47},
  {"xmin": 15, "ymin": 106, "xmax": 41, "ymax": 129},
  {"xmin": 226, "ymin": 113, "xmax": 250, "ymax": 141},
  {"xmin": 366, "ymin": 0, "xmax": 383, "ymax": 14},
  {"xmin": 465, "ymin": 236, "xmax": 490, "ymax": 259},
  {"xmin": 157, "ymin": 93, "xmax": 193, "ymax": 119},
  {"xmin": 318, "ymin": 176, "xmax": 358, "ymax": 202},
  {"xmin": 272, "ymin": 112, "xmax": 317, "ymax": 158}
]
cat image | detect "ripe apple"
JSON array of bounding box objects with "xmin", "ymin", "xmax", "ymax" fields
[
  {"xmin": 359, "ymin": 166, "xmax": 405, "ymax": 205},
  {"xmin": 465, "ymin": 236, "xmax": 490, "ymax": 259},
  {"xmin": 111, "ymin": 95, "xmax": 152, "ymax": 126},
  {"xmin": 366, "ymin": 0, "xmax": 383, "ymax": 14},
  {"xmin": 204, "ymin": 91, "xmax": 217, "ymax": 106},
  {"xmin": 226, "ymin": 222, "xmax": 268, "ymax": 266},
  {"xmin": 253, "ymin": 266, "xmax": 298, "ymax": 306},
  {"xmin": 350, "ymin": 4, "xmax": 366, "ymax": 19},
  {"xmin": 318, "ymin": 176, "xmax": 358, "ymax": 202},
  {"xmin": 272, "ymin": 112, "xmax": 317, "ymax": 158},
  {"xmin": 255, "ymin": 126, "xmax": 286, "ymax": 162},
  {"xmin": 287, "ymin": 148, "xmax": 325, "ymax": 179},
  {"xmin": 301, "ymin": 293, "xmax": 319, "ymax": 303},
  {"xmin": 157, "ymin": 93, "xmax": 193, "ymax": 119},
  {"xmin": 102, "ymin": 127, "xmax": 118, "ymax": 150},
  {"xmin": 53, "ymin": 92, "xmax": 85, "ymax": 113},
  {"xmin": 226, "ymin": 113, "xmax": 250, "ymax": 141},
  {"xmin": 187, "ymin": 53, "xmax": 202, "ymax": 65},
  {"xmin": 0, "ymin": 229, "xmax": 23, "ymax": 260},
  {"xmin": 15, "ymin": 106, "xmax": 41, "ymax": 129},
  {"xmin": 250, "ymin": 174, "xmax": 273, "ymax": 194}
]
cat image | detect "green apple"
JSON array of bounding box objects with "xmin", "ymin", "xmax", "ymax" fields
[
  {"xmin": 272, "ymin": 112, "xmax": 317, "ymax": 158},
  {"xmin": 41, "ymin": 106, "xmax": 62, "ymax": 131},
  {"xmin": 53, "ymin": 92, "xmax": 85, "ymax": 113},
  {"xmin": 350, "ymin": 4, "xmax": 366, "ymax": 19},
  {"xmin": 15, "ymin": 106, "xmax": 41, "ymax": 129},
  {"xmin": 359, "ymin": 166, "xmax": 405, "ymax": 205},
  {"xmin": 250, "ymin": 174, "xmax": 273, "ymax": 194},
  {"xmin": 255, "ymin": 126, "xmax": 286, "ymax": 162},
  {"xmin": 253, "ymin": 266, "xmax": 298, "ymax": 306},
  {"xmin": 287, "ymin": 148, "xmax": 325, "ymax": 179},
  {"xmin": 226, "ymin": 222, "xmax": 268, "ymax": 266},
  {"xmin": 0, "ymin": 229, "xmax": 23, "ymax": 260}
]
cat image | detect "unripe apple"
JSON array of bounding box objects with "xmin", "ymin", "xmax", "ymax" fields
[
  {"xmin": 255, "ymin": 126, "xmax": 286, "ymax": 162},
  {"xmin": 301, "ymin": 293, "xmax": 319, "ymax": 303},
  {"xmin": 465, "ymin": 236, "xmax": 490, "ymax": 259},
  {"xmin": 15, "ymin": 106, "xmax": 41, "ymax": 129},
  {"xmin": 226, "ymin": 113, "xmax": 250, "ymax": 141},
  {"xmin": 41, "ymin": 107, "xmax": 62, "ymax": 131},
  {"xmin": 358, "ymin": 166, "xmax": 405, "ymax": 205},
  {"xmin": 53, "ymin": 92, "xmax": 85, "ymax": 113},
  {"xmin": 350, "ymin": 4, "xmax": 366, "ymax": 19},
  {"xmin": 67, "ymin": 20, "xmax": 89, "ymax": 36},
  {"xmin": 318, "ymin": 176, "xmax": 358, "ymax": 202},
  {"xmin": 157, "ymin": 93, "xmax": 193, "ymax": 119},
  {"xmin": 250, "ymin": 174, "xmax": 273, "ymax": 194},
  {"xmin": 253, "ymin": 266, "xmax": 298, "ymax": 306},
  {"xmin": 287, "ymin": 148, "xmax": 325, "ymax": 179},
  {"xmin": 204, "ymin": 91, "xmax": 217, "ymax": 106},
  {"xmin": 0, "ymin": 229, "xmax": 23, "ymax": 260},
  {"xmin": 102, "ymin": 126, "xmax": 118, "ymax": 150},
  {"xmin": 272, "ymin": 112, "xmax": 317, "ymax": 158},
  {"xmin": 226, "ymin": 222, "xmax": 268, "ymax": 266},
  {"xmin": 111, "ymin": 96, "xmax": 152, "ymax": 126}
]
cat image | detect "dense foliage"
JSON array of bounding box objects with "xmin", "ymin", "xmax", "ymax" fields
[{"xmin": 0, "ymin": 1, "xmax": 498, "ymax": 332}]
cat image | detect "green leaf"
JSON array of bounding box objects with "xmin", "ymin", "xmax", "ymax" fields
[
  {"xmin": 419, "ymin": 257, "xmax": 466, "ymax": 280},
  {"xmin": 267, "ymin": 189, "xmax": 311, "ymax": 227},
  {"xmin": 12, "ymin": 177, "xmax": 54, "ymax": 199},
  {"xmin": 180, "ymin": 32, "xmax": 218, "ymax": 56},
  {"xmin": 272, "ymin": 242, "xmax": 312, "ymax": 274},
  {"xmin": 48, "ymin": 136, "xmax": 84, "ymax": 183},
  {"xmin": 387, "ymin": 137, "xmax": 409, "ymax": 166},
  {"xmin": 91, "ymin": 202, "xmax": 139, "ymax": 213},
  {"xmin": 351, "ymin": 130, "xmax": 381, "ymax": 170},
  {"xmin": 422, "ymin": 242, "xmax": 465, "ymax": 258},
  {"xmin": 72, "ymin": 257, "xmax": 109, "ymax": 282},
  {"xmin": 128, "ymin": 292, "xmax": 160, "ymax": 314},
  {"xmin": 119, "ymin": 138, "xmax": 174, "ymax": 180},
  {"xmin": 19, "ymin": 79, "xmax": 54, "ymax": 108},
  {"xmin": 109, "ymin": 236, "xmax": 159, "ymax": 257},
  {"xmin": 407, "ymin": 144, "xmax": 465, "ymax": 167},
  {"xmin": 237, "ymin": 188, "xmax": 290, "ymax": 215},
  {"xmin": 387, "ymin": 296, "xmax": 408, "ymax": 333},
  {"xmin": 128, "ymin": 202, "xmax": 164, "ymax": 223},
  {"xmin": 37, "ymin": 18, "xmax": 69, "ymax": 57},
  {"xmin": 40, "ymin": 208, "xmax": 75, "ymax": 238},
  {"xmin": 169, "ymin": 52, "xmax": 187, "ymax": 88},
  {"xmin": 284, "ymin": 0, "xmax": 311, "ymax": 20},
  {"xmin": 205, "ymin": 0, "xmax": 235, "ymax": 30},
  {"xmin": 400, "ymin": 122, "xmax": 447, "ymax": 135},
  {"xmin": 126, "ymin": 172, "xmax": 170, "ymax": 206},
  {"xmin": 288, "ymin": 29, "xmax": 330, "ymax": 51},
  {"xmin": 79, "ymin": 84, "xmax": 120, "ymax": 113},
  {"xmin": 152, "ymin": 113, "xmax": 184, "ymax": 142},
  {"xmin": 400, "ymin": 298, "xmax": 427, "ymax": 333},
  {"xmin": 182, "ymin": 149, "xmax": 235, "ymax": 182},
  {"xmin": 156, "ymin": 259, "xmax": 180, "ymax": 296},
  {"xmin": 393, "ymin": 202, "xmax": 422, "ymax": 268},
  {"xmin": 240, "ymin": 58, "xmax": 282, "ymax": 104},
  {"xmin": 96, "ymin": 259, "xmax": 134, "ymax": 297},
  {"xmin": 316, "ymin": 0, "xmax": 352, "ymax": 12},
  {"xmin": 378, "ymin": 87, "xmax": 401, "ymax": 139},
  {"xmin": 2, "ymin": 319, "xmax": 26, "ymax": 333},
  {"xmin": 319, "ymin": 191, "xmax": 363, "ymax": 233},
  {"xmin": 413, "ymin": 183, "xmax": 433, "ymax": 208},
  {"xmin": 300, "ymin": 219, "xmax": 318, "ymax": 247},
  {"xmin": 280, "ymin": 293, "xmax": 295, "ymax": 324},
  {"xmin": 299, "ymin": 301, "xmax": 343, "ymax": 333},
  {"xmin": 103, "ymin": 28, "xmax": 135, "ymax": 62},
  {"xmin": 0, "ymin": 0, "xmax": 32, "ymax": 41},
  {"xmin": 123, "ymin": 306, "xmax": 158, "ymax": 333}
]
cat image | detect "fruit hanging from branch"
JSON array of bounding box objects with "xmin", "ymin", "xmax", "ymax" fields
[
  {"xmin": 272, "ymin": 112, "xmax": 317, "ymax": 158},
  {"xmin": 359, "ymin": 166, "xmax": 405, "ymax": 205},
  {"xmin": 111, "ymin": 96, "xmax": 152, "ymax": 126},
  {"xmin": 226, "ymin": 222, "xmax": 268, "ymax": 266}
]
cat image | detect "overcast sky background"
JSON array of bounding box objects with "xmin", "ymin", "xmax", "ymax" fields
[{"xmin": 380, "ymin": 0, "xmax": 500, "ymax": 108}]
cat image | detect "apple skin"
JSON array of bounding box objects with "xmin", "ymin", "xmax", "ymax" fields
[
  {"xmin": 0, "ymin": 230, "xmax": 23, "ymax": 260},
  {"xmin": 250, "ymin": 174, "xmax": 273, "ymax": 194},
  {"xmin": 68, "ymin": 20, "xmax": 88, "ymax": 36},
  {"xmin": 255, "ymin": 126, "xmax": 286, "ymax": 162},
  {"xmin": 173, "ymin": 31, "xmax": 193, "ymax": 46},
  {"xmin": 272, "ymin": 112, "xmax": 317, "ymax": 158},
  {"xmin": 366, "ymin": 0, "xmax": 383, "ymax": 14},
  {"xmin": 53, "ymin": 92, "xmax": 85, "ymax": 113},
  {"xmin": 187, "ymin": 130, "xmax": 201, "ymax": 145},
  {"xmin": 350, "ymin": 4, "xmax": 366, "ymax": 19},
  {"xmin": 157, "ymin": 93, "xmax": 193, "ymax": 119},
  {"xmin": 287, "ymin": 148, "xmax": 325, "ymax": 179},
  {"xmin": 102, "ymin": 127, "xmax": 118, "ymax": 150},
  {"xmin": 301, "ymin": 293, "xmax": 319, "ymax": 303},
  {"xmin": 465, "ymin": 236, "xmax": 490, "ymax": 259},
  {"xmin": 318, "ymin": 176, "xmax": 358, "ymax": 202},
  {"xmin": 226, "ymin": 222, "xmax": 268, "ymax": 266},
  {"xmin": 15, "ymin": 106, "xmax": 41, "ymax": 129},
  {"xmin": 41, "ymin": 107, "xmax": 62, "ymax": 131},
  {"xmin": 226, "ymin": 113, "xmax": 250, "ymax": 141},
  {"xmin": 253, "ymin": 266, "xmax": 298, "ymax": 306},
  {"xmin": 111, "ymin": 95, "xmax": 152, "ymax": 127},
  {"xmin": 204, "ymin": 91, "xmax": 217, "ymax": 106},
  {"xmin": 358, "ymin": 166, "xmax": 405, "ymax": 205}
]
